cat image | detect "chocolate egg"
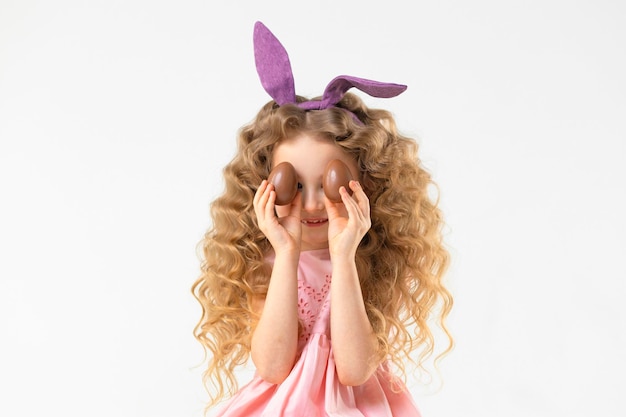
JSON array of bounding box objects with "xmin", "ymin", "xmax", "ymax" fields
[
  {"xmin": 323, "ymin": 159, "xmax": 353, "ymax": 203},
  {"xmin": 267, "ymin": 161, "xmax": 298, "ymax": 205}
]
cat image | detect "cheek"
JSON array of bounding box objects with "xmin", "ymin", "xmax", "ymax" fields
[{"xmin": 275, "ymin": 205, "xmax": 290, "ymax": 218}]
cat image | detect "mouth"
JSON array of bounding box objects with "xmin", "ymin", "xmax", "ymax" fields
[{"xmin": 301, "ymin": 218, "xmax": 328, "ymax": 227}]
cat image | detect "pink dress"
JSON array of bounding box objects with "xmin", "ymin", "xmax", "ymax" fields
[{"xmin": 214, "ymin": 248, "xmax": 422, "ymax": 416}]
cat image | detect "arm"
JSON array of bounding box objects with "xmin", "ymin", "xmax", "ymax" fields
[
  {"xmin": 250, "ymin": 250, "xmax": 300, "ymax": 384},
  {"xmin": 250, "ymin": 180, "xmax": 302, "ymax": 384},
  {"xmin": 330, "ymin": 256, "xmax": 379, "ymax": 386},
  {"xmin": 327, "ymin": 181, "xmax": 379, "ymax": 386}
]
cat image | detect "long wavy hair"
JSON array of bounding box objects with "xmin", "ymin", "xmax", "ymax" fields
[{"xmin": 192, "ymin": 92, "xmax": 453, "ymax": 408}]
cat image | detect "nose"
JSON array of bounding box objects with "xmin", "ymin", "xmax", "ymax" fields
[{"xmin": 300, "ymin": 186, "xmax": 325, "ymax": 212}]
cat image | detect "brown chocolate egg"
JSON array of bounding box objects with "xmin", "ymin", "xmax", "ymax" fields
[
  {"xmin": 323, "ymin": 159, "xmax": 353, "ymax": 203},
  {"xmin": 267, "ymin": 161, "xmax": 298, "ymax": 205}
]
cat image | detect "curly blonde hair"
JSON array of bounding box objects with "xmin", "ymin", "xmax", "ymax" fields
[{"xmin": 192, "ymin": 92, "xmax": 453, "ymax": 408}]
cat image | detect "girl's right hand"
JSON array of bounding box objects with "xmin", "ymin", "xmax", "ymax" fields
[{"xmin": 253, "ymin": 180, "xmax": 302, "ymax": 254}]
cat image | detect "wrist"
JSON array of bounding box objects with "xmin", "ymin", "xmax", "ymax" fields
[
  {"xmin": 329, "ymin": 250, "xmax": 357, "ymax": 268},
  {"xmin": 329, "ymin": 242, "xmax": 358, "ymax": 260},
  {"xmin": 273, "ymin": 247, "xmax": 301, "ymax": 261}
]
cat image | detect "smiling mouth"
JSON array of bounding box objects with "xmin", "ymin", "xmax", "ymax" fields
[{"xmin": 301, "ymin": 218, "xmax": 328, "ymax": 225}]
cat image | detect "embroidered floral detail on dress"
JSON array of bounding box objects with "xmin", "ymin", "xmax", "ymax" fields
[{"xmin": 297, "ymin": 273, "xmax": 331, "ymax": 343}]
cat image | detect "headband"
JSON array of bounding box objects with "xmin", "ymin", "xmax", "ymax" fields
[{"xmin": 253, "ymin": 21, "xmax": 407, "ymax": 118}]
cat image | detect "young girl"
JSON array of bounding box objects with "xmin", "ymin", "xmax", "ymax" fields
[{"xmin": 193, "ymin": 22, "xmax": 453, "ymax": 416}]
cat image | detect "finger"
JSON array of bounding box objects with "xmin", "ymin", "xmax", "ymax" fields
[
  {"xmin": 289, "ymin": 191, "xmax": 303, "ymax": 217},
  {"xmin": 348, "ymin": 180, "xmax": 370, "ymax": 217},
  {"xmin": 323, "ymin": 194, "xmax": 342, "ymax": 219},
  {"xmin": 255, "ymin": 181, "xmax": 275, "ymax": 223},
  {"xmin": 254, "ymin": 180, "xmax": 268, "ymax": 207},
  {"xmin": 351, "ymin": 181, "xmax": 372, "ymax": 229},
  {"xmin": 260, "ymin": 181, "xmax": 274, "ymax": 207},
  {"xmin": 265, "ymin": 189, "xmax": 277, "ymax": 220},
  {"xmin": 253, "ymin": 181, "xmax": 268, "ymax": 221},
  {"xmin": 339, "ymin": 186, "xmax": 364, "ymax": 223}
]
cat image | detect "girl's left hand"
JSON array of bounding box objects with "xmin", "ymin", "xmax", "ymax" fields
[{"xmin": 325, "ymin": 180, "xmax": 371, "ymax": 257}]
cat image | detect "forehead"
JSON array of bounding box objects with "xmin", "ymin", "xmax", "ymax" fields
[{"xmin": 272, "ymin": 133, "xmax": 355, "ymax": 171}]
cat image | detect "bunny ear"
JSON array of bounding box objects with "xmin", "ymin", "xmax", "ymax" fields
[
  {"xmin": 317, "ymin": 75, "xmax": 407, "ymax": 109},
  {"xmin": 252, "ymin": 23, "xmax": 407, "ymax": 113},
  {"xmin": 253, "ymin": 21, "xmax": 296, "ymax": 106}
]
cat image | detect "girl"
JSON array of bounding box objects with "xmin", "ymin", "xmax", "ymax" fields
[{"xmin": 193, "ymin": 22, "xmax": 453, "ymax": 416}]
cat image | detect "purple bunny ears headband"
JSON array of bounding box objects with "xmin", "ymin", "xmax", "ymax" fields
[{"xmin": 253, "ymin": 21, "xmax": 407, "ymax": 120}]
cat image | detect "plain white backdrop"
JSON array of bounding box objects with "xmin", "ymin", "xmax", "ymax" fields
[{"xmin": 1, "ymin": 1, "xmax": 625, "ymax": 416}]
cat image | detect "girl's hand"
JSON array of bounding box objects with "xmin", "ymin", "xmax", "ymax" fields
[
  {"xmin": 325, "ymin": 180, "xmax": 371, "ymax": 257},
  {"xmin": 253, "ymin": 180, "xmax": 302, "ymax": 254}
]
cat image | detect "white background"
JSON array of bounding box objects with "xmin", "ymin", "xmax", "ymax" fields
[{"xmin": 1, "ymin": 1, "xmax": 625, "ymax": 416}]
